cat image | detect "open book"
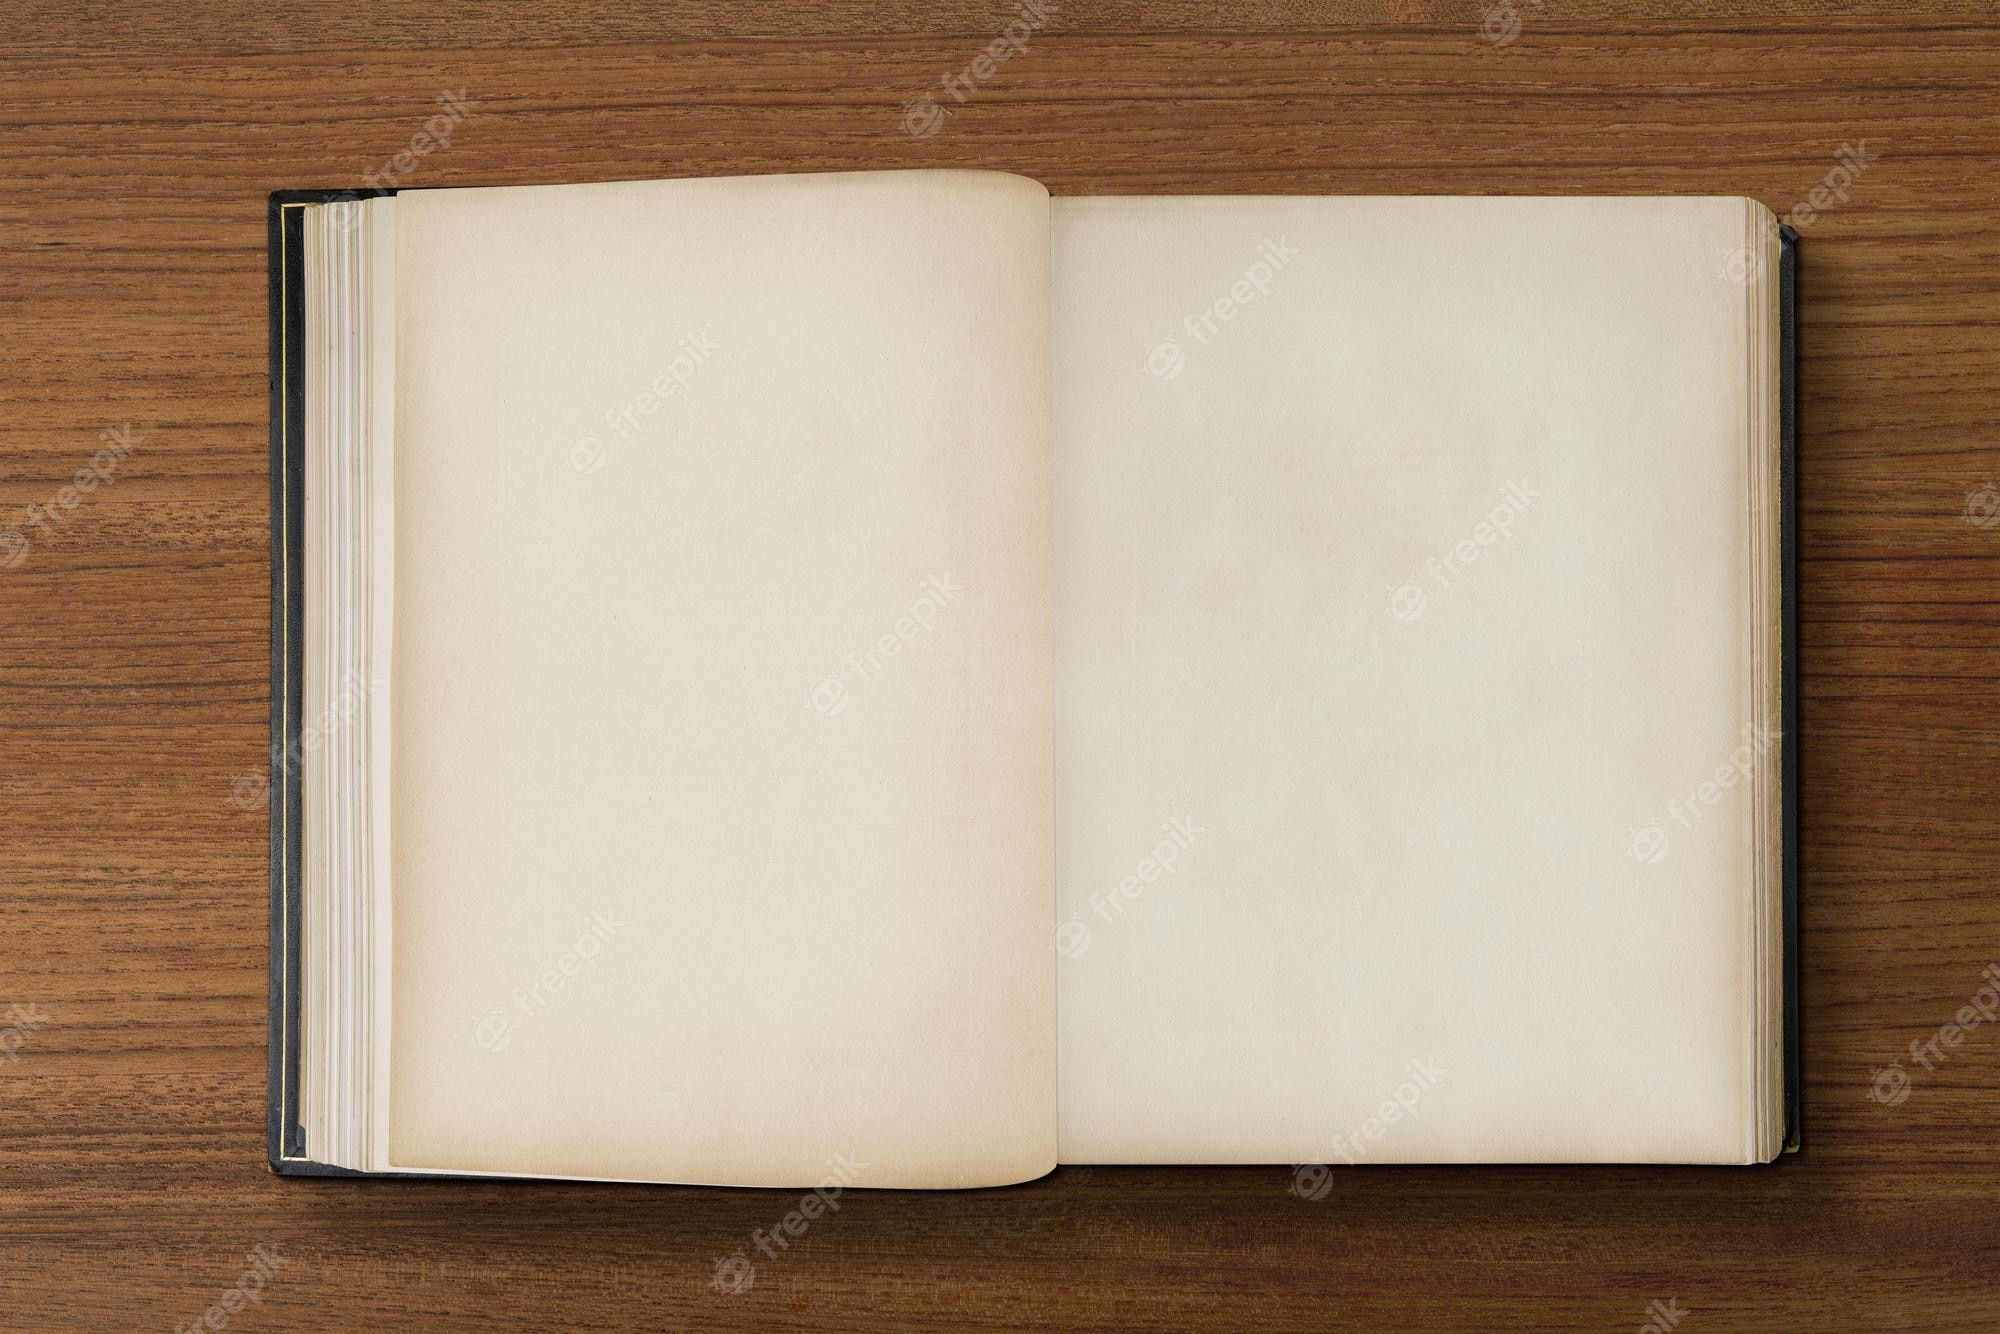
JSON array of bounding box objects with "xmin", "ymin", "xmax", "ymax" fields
[{"xmin": 266, "ymin": 171, "xmax": 1797, "ymax": 1186}]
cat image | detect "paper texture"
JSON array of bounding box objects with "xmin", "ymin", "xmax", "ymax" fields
[
  {"xmin": 388, "ymin": 171, "xmax": 1056, "ymax": 1187},
  {"xmin": 1051, "ymin": 195, "xmax": 1770, "ymax": 1164}
]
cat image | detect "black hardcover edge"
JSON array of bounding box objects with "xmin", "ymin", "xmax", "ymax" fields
[
  {"xmin": 267, "ymin": 189, "xmax": 396, "ymax": 1178},
  {"xmin": 1779, "ymin": 224, "xmax": 1802, "ymax": 1155}
]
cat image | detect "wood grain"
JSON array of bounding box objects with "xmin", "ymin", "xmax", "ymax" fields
[{"xmin": 3, "ymin": 3, "xmax": 1997, "ymax": 1329}]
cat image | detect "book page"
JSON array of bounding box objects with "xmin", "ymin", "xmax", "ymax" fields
[
  {"xmin": 388, "ymin": 171, "xmax": 1055, "ymax": 1187},
  {"xmin": 1052, "ymin": 195, "xmax": 1775, "ymax": 1164}
]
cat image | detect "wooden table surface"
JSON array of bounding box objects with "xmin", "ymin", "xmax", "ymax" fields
[{"xmin": 4, "ymin": 1, "xmax": 1998, "ymax": 1329}]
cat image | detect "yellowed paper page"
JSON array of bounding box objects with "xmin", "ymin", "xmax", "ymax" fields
[
  {"xmin": 389, "ymin": 171, "xmax": 1055, "ymax": 1187},
  {"xmin": 1052, "ymin": 195, "xmax": 1773, "ymax": 1165}
]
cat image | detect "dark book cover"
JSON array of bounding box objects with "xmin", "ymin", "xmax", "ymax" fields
[
  {"xmin": 1780, "ymin": 223, "xmax": 1802, "ymax": 1154},
  {"xmin": 266, "ymin": 189, "xmax": 394, "ymax": 1176},
  {"xmin": 266, "ymin": 193, "xmax": 1804, "ymax": 1174}
]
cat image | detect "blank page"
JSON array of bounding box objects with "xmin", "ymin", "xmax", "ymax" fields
[
  {"xmin": 388, "ymin": 172, "xmax": 1056, "ymax": 1187},
  {"xmin": 1052, "ymin": 195, "xmax": 1778, "ymax": 1164}
]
